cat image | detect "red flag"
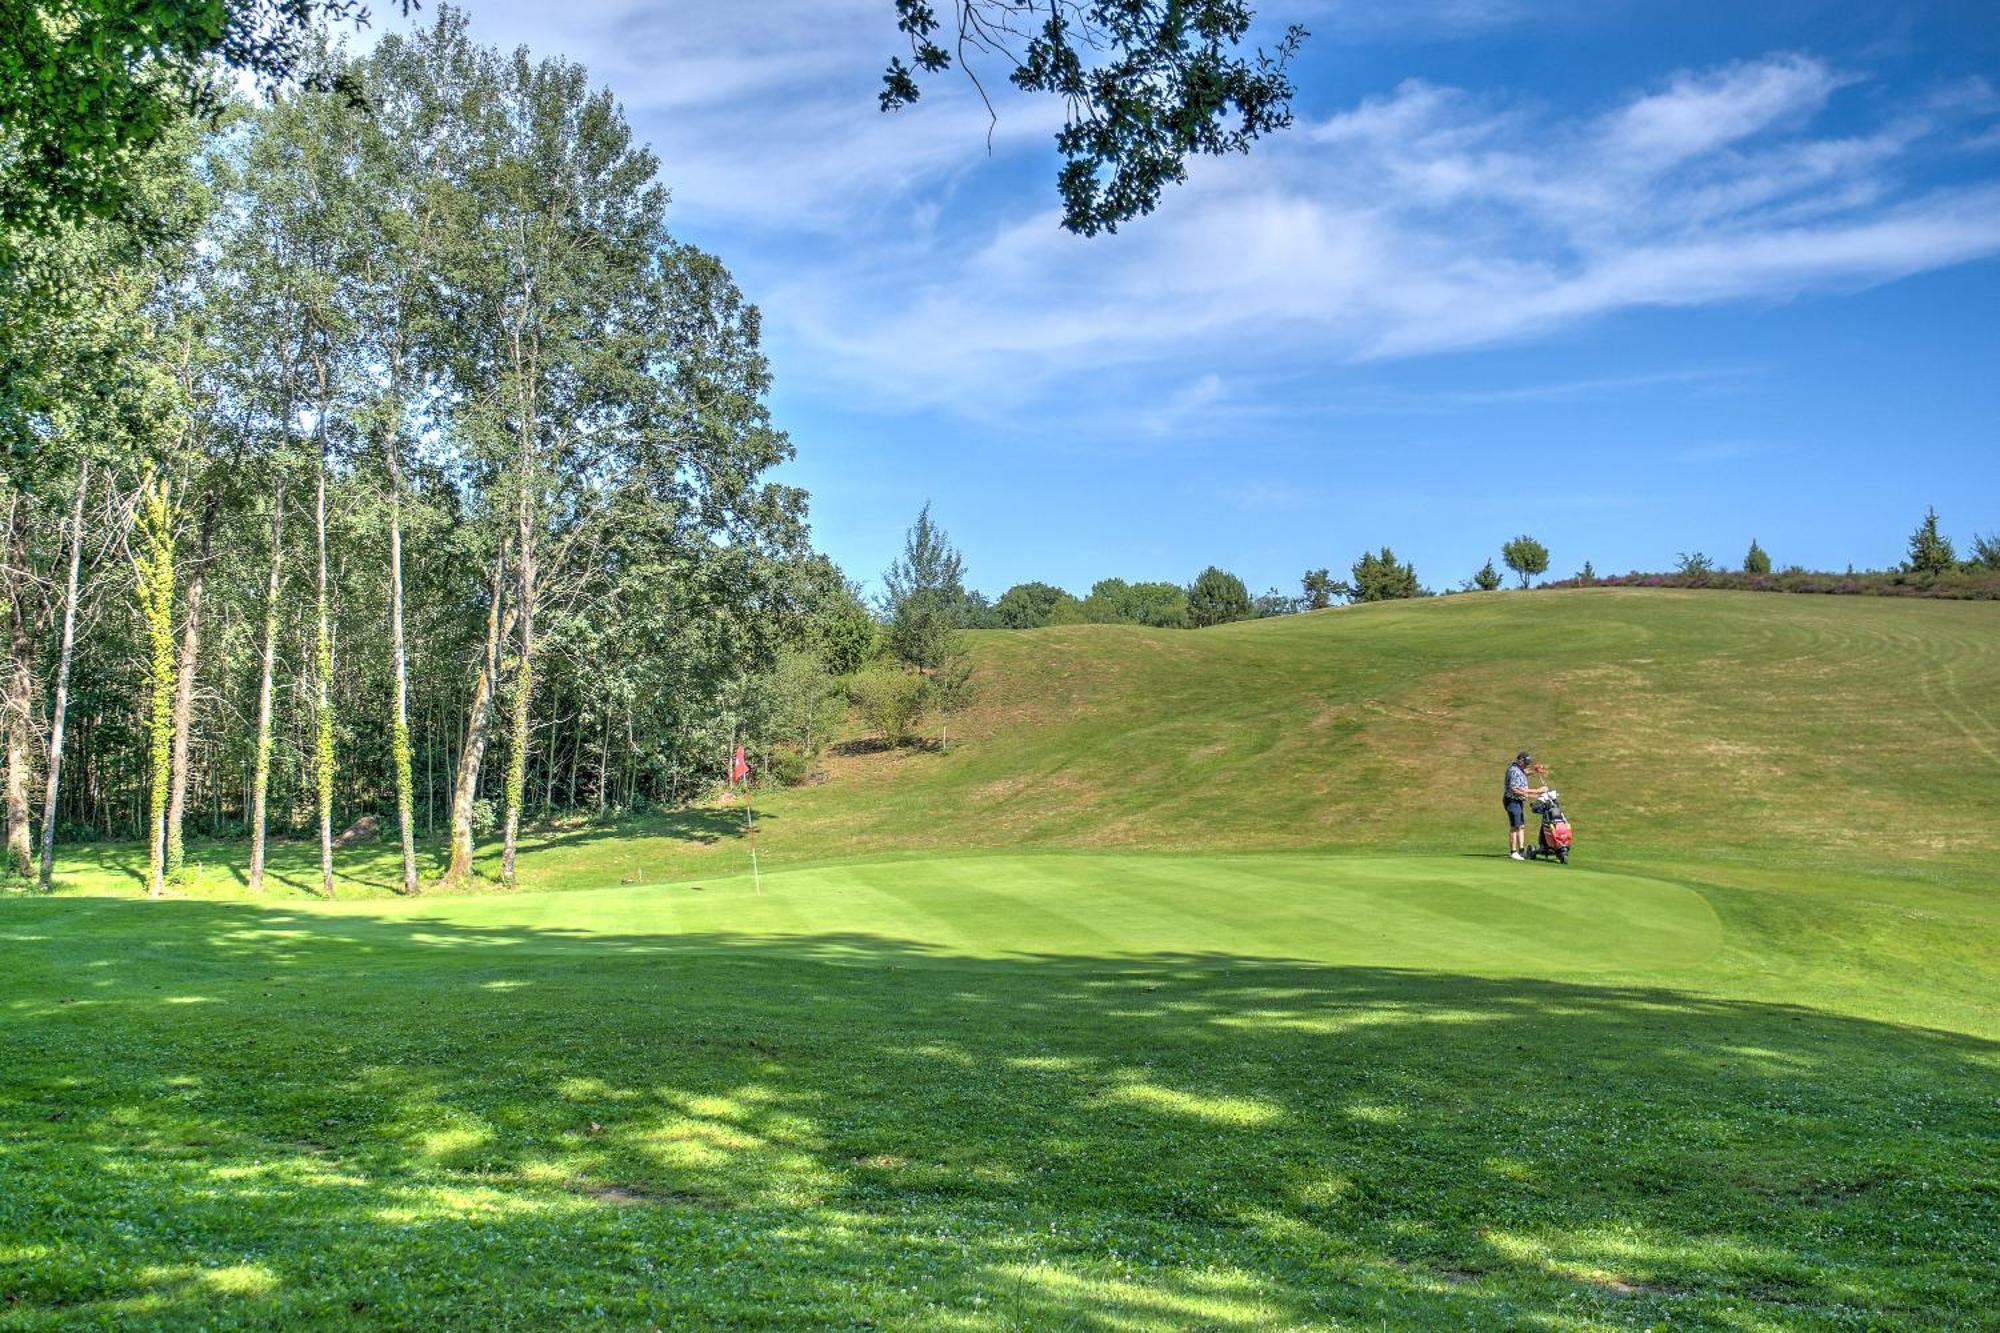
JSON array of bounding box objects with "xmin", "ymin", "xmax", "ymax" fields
[{"xmin": 729, "ymin": 745, "xmax": 749, "ymax": 784}]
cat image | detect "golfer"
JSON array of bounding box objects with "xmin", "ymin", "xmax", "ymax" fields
[{"xmin": 1504, "ymin": 751, "xmax": 1546, "ymax": 861}]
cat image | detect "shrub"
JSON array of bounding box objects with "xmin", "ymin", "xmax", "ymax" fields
[
  {"xmin": 765, "ymin": 747, "xmax": 812, "ymax": 786},
  {"xmin": 1744, "ymin": 539, "xmax": 1771, "ymax": 575},
  {"xmin": 469, "ymin": 798, "xmax": 498, "ymax": 837},
  {"xmin": 1971, "ymin": 533, "xmax": 2000, "ymax": 571},
  {"xmin": 1472, "ymin": 559, "xmax": 1502, "ymax": 592},
  {"xmin": 1907, "ymin": 506, "xmax": 1955, "ymax": 577},
  {"xmin": 1577, "ymin": 561, "xmax": 1596, "ymax": 586},
  {"xmin": 1675, "ymin": 551, "xmax": 1714, "ymax": 578},
  {"xmin": 850, "ymin": 668, "xmax": 927, "ymax": 747}
]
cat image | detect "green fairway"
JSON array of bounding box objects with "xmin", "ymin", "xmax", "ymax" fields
[
  {"xmin": 349, "ymin": 854, "xmax": 1726, "ymax": 974},
  {"xmin": 7, "ymin": 591, "xmax": 1998, "ymax": 1328},
  {"xmin": 4, "ymin": 848, "xmax": 1995, "ymax": 1329}
]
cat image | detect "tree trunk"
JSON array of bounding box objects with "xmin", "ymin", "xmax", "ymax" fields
[
  {"xmin": 500, "ymin": 493, "xmax": 535, "ymax": 885},
  {"xmin": 38, "ymin": 464, "xmax": 89, "ymax": 891},
  {"xmin": 247, "ymin": 483, "xmax": 284, "ymax": 893},
  {"xmin": 3, "ymin": 500, "xmax": 33, "ymax": 880},
  {"xmin": 313, "ymin": 453, "xmax": 335, "ymax": 898},
  {"xmin": 164, "ymin": 491, "xmax": 218, "ymax": 880},
  {"xmin": 386, "ymin": 441, "xmax": 419, "ymax": 894},
  {"xmin": 133, "ymin": 477, "xmax": 177, "ymax": 898},
  {"xmin": 446, "ymin": 542, "xmax": 509, "ymax": 882}
]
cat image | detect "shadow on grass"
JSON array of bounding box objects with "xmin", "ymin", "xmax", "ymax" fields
[
  {"xmin": 48, "ymin": 806, "xmax": 766, "ymax": 899},
  {"xmin": 0, "ymin": 900, "xmax": 1993, "ymax": 1327}
]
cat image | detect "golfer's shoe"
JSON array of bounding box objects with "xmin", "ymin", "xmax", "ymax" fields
[{"xmin": 1509, "ymin": 851, "xmax": 1526, "ymax": 860}]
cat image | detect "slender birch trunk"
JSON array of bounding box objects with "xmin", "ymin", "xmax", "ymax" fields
[
  {"xmin": 164, "ymin": 491, "xmax": 218, "ymax": 880},
  {"xmin": 38, "ymin": 464, "xmax": 89, "ymax": 891},
  {"xmin": 313, "ymin": 450, "xmax": 335, "ymax": 898},
  {"xmin": 3, "ymin": 501, "xmax": 32, "ymax": 880},
  {"xmin": 445, "ymin": 541, "xmax": 509, "ymax": 882},
  {"xmin": 247, "ymin": 482, "xmax": 284, "ymax": 893},
  {"xmin": 386, "ymin": 437, "xmax": 418, "ymax": 894}
]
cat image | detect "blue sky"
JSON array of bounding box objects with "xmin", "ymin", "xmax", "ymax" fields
[{"xmin": 381, "ymin": 0, "xmax": 2000, "ymax": 597}]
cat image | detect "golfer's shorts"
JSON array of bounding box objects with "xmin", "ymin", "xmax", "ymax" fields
[{"xmin": 1503, "ymin": 798, "xmax": 1526, "ymax": 829}]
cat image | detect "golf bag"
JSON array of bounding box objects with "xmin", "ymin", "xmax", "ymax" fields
[{"xmin": 1528, "ymin": 790, "xmax": 1572, "ymax": 864}]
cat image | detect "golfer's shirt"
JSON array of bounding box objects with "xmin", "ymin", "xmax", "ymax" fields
[{"xmin": 1505, "ymin": 764, "xmax": 1528, "ymax": 799}]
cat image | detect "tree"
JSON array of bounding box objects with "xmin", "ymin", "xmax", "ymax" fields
[
  {"xmin": 1743, "ymin": 539, "xmax": 1772, "ymax": 575},
  {"xmin": 1082, "ymin": 577, "xmax": 1189, "ymax": 627},
  {"xmin": 1907, "ymin": 507, "xmax": 1955, "ymax": 577},
  {"xmin": 993, "ymin": 581, "xmax": 1075, "ymax": 628},
  {"xmin": 0, "ymin": 1, "xmax": 400, "ymax": 240},
  {"xmin": 1348, "ymin": 547, "xmax": 1421, "ymax": 602},
  {"xmin": 925, "ymin": 652, "xmax": 979, "ymax": 751},
  {"xmin": 1970, "ymin": 533, "xmax": 2000, "ymax": 571},
  {"xmin": 1300, "ymin": 568, "xmax": 1338, "ymax": 610},
  {"xmin": 1186, "ymin": 566, "xmax": 1252, "ymax": 627},
  {"xmin": 1472, "ymin": 559, "xmax": 1502, "ymax": 592},
  {"xmin": 882, "ymin": 1, "xmax": 1306, "ymax": 235},
  {"xmin": 1675, "ymin": 551, "xmax": 1714, "ymax": 576},
  {"xmin": 1252, "ymin": 587, "xmax": 1297, "ymax": 618},
  {"xmin": 884, "ymin": 503, "xmax": 970, "ymax": 628},
  {"xmin": 850, "ymin": 667, "xmax": 927, "ymax": 748},
  {"xmin": 1578, "ymin": 561, "xmax": 1596, "ymax": 586},
  {"xmin": 1500, "ymin": 535, "xmax": 1550, "ymax": 588},
  {"xmin": 130, "ymin": 475, "xmax": 177, "ymax": 897}
]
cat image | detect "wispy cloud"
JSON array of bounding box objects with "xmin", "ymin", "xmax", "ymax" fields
[{"xmin": 759, "ymin": 52, "xmax": 2000, "ymax": 411}]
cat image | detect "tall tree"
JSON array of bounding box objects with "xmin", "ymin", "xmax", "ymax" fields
[
  {"xmin": 38, "ymin": 463, "xmax": 88, "ymax": 890},
  {"xmin": 131, "ymin": 475, "xmax": 177, "ymax": 897},
  {"xmin": 1500, "ymin": 535, "xmax": 1550, "ymax": 589}
]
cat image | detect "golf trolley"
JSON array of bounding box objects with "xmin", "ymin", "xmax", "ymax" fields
[{"xmin": 1525, "ymin": 789, "xmax": 1573, "ymax": 864}]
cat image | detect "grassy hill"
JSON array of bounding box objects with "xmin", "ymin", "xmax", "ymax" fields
[
  {"xmin": 8, "ymin": 588, "xmax": 1997, "ymax": 1328},
  {"xmin": 59, "ymin": 586, "xmax": 2000, "ymax": 896}
]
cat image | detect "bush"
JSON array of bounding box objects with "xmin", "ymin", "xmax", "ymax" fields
[
  {"xmin": 850, "ymin": 668, "xmax": 928, "ymax": 747},
  {"xmin": 765, "ymin": 746, "xmax": 812, "ymax": 786},
  {"xmin": 469, "ymin": 798, "xmax": 498, "ymax": 837},
  {"xmin": 1743, "ymin": 539, "xmax": 1772, "ymax": 575},
  {"xmin": 1471, "ymin": 559, "xmax": 1502, "ymax": 592}
]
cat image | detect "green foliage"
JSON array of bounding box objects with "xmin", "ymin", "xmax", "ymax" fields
[
  {"xmin": 1578, "ymin": 560, "xmax": 1596, "ymax": 586},
  {"xmin": 1971, "ymin": 533, "xmax": 2000, "ymax": 571},
  {"xmin": 1472, "ymin": 559, "xmax": 1502, "ymax": 592},
  {"xmin": 1744, "ymin": 538, "xmax": 1772, "ymax": 575},
  {"xmin": 1907, "ymin": 506, "xmax": 1956, "ymax": 577},
  {"xmin": 1186, "ymin": 566, "xmax": 1252, "ymax": 627},
  {"xmin": 1676, "ymin": 551, "xmax": 1715, "ymax": 577},
  {"xmin": 993, "ymin": 581, "xmax": 1076, "ymax": 629},
  {"xmin": 1251, "ymin": 587, "xmax": 1297, "ymax": 618},
  {"xmin": 1081, "ymin": 578, "xmax": 1188, "ymax": 628},
  {"xmin": 849, "ymin": 667, "xmax": 927, "ymax": 748},
  {"xmin": 882, "ymin": 1, "xmax": 1306, "ymax": 235},
  {"xmin": 468, "ymin": 798, "xmax": 498, "ymax": 838},
  {"xmin": 130, "ymin": 476, "xmax": 177, "ymax": 895},
  {"xmin": 1300, "ymin": 568, "xmax": 1340, "ymax": 610},
  {"xmin": 1348, "ymin": 547, "xmax": 1421, "ymax": 603},
  {"xmin": 1500, "ymin": 534, "xmax": 1550, "ymax": 588},
  {"xmin": 763, "ymin": 745, "xmax": 812, "ymax": 787}
]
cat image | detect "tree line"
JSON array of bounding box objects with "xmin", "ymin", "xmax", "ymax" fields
[{"xmin": 1, "ymin": 11, "xmax": 870, "ymax": 894}]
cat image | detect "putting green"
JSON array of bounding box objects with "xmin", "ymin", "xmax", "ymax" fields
[{"xmin": 324, "ymin": 853, "xmax": 1723, "ymax": 973}]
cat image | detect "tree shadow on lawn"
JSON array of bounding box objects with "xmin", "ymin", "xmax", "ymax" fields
[
  {"xmin": 1, "ymin": 901, "xmax": 1993, "ymax": 1328},
  {"xmin": 52, "ymin": 806, "xmax": 762, "ymax": 898}
]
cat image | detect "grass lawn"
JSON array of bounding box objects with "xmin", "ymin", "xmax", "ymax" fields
[
  {"xmin": 3, "ymin": 851, "xmax": 1995, "ymax": 1329},
  {"xmin": 6, "ymin": 591, "xmax": 1997, "ymax": 1327}
]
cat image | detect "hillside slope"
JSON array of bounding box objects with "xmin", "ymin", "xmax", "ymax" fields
[
  {"xmin": 52, "ymin": 587, "xmax": 2000, "ymax": 897},
  {"xmin": 747, "ymin": 587, "xmax": 2000, "ymax": 878}
]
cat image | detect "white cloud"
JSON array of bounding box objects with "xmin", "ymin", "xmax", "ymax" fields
[{"xmin": 758, "ymin": 52, "xmax": 2000, "ymax": 410}]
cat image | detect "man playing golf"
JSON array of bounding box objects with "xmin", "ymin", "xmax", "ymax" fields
[{"xmin": 1504, "ymin": 751, "xmax": 1547, "ymax": 861}]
